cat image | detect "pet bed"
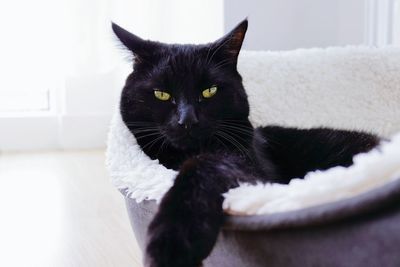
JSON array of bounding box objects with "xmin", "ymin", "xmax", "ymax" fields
[{"xmin": 107, "ymin": 46, "xmax": 400, "ymax": 266}]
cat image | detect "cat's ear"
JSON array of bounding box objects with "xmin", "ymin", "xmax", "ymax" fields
[
  {"xmin": 112, "ymin": 22, "xmax": 159, "ymax": 62},
  {"xmin": 212, "ymin": 19, "xmax": 248, "ymax": 65}
]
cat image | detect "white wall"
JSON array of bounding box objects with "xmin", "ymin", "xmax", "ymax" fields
[
  {"xmin": 111, "ymin": 0, "xmax": 224, "ymax": 44},
  {"xmin": 224, "ymin": 0, "xmax": 367, "ymax": 50}
]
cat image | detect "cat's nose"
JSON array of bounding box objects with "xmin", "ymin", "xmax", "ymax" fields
[{"xmin": 178, "ymin": 105, "xmax": 198, "ymax": 130}]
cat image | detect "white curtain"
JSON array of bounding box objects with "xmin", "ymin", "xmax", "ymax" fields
[
  {"xmin": 0, "ymin": 0, "xmax": 126, "ymax": 112},
  {"xmin": 0, "ymin": 0, "xmax": 223, "ymax": 149},
  {"xmin": 0, "ymin": 0, "xmax": 63, "ymax": 111}
]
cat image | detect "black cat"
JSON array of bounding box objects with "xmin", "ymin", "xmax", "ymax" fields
[{"xmin": 112, "ymin": 19, "xmax": 380, "ymax": 267}]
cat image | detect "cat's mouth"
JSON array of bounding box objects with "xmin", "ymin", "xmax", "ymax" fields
[
  {"xmin": 166, "ymin": 130, "xmax": 210, "ymax": 150},
  {"xmin": 167, "ymin": 134, "xmax": 198, "ymax": 150}
]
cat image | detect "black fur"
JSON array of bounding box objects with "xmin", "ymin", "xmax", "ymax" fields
[{"xmin": 112, "ymin": 19, "xmax": 380, "ymax": 267}]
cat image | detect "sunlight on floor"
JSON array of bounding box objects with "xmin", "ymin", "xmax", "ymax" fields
[{"xmin": 0, "ymin": 150, "xmax": 142, "ymax": 267}]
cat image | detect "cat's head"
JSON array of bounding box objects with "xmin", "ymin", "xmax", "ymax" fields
[{"xmin": 113, "ymin": 20, "xmax": 250, "ymax": 151}]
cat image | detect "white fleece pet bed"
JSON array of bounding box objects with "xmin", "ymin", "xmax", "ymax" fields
[{"xmin": 107, "ymin": 46, "xmax": 400, "ymax": 216}]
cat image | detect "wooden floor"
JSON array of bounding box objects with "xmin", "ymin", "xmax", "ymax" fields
[{"xmin": 0, "ymin": 150, "xmax": 142, "ymax": 267}]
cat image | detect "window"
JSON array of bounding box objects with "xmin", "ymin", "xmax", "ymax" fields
[
  {"xmin": 393, "ymin": 0, "xmax": 400, "ymax": 45},
  {"xmin": 0, "ymin": 90, "xmax": 50, "ymax": 113},
  {"xmin": 0, "ymin": 0, "xmax": 61, "ymax": 114}
]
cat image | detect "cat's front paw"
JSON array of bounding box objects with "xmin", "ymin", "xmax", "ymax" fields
[
  {"xmin": 144, "ymin": 156, "xmax": 226, "ymax": 267},
  {"xmin": 144, "ymin": 218, "xmax": 202, "ymax": 267}
]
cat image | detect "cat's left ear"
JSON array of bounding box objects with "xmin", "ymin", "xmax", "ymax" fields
[
  {"xmin": 211, "ymin": 19, "xmax": 248, "ymax": 65},
  {"xmin": 111, "ymin": 22, "xmax": 160, "ymax": 63}
]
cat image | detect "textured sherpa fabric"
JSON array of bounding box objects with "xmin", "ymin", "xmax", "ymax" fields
[
  {"xmin": 242, "ymin": 47, "xmax": 400, "ymax": 135},
  {"xmin": 106, "ymin": 46, "xmax": 400, "ymax": 214},
  {"xmin": 106, "ymin": 111, "xmax": 176, "ymax": 202}
]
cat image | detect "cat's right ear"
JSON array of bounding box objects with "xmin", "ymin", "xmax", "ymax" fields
[{"xmin": 112, "ymin": 22, "xmax": 158, "ymax": 62}]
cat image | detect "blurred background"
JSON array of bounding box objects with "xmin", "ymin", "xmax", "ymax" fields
[{"xmin": 0, "ymin": 0, "xmax": 399, "ymax": 266}]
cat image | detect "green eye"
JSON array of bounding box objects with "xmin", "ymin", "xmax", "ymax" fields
[
  {"xmin": 154, "ymin": 90, "xmax": 171, "ymax": 101},
  {"xmin": 202, "ymin": 86, "xmax": 218, "ymax": 98}
]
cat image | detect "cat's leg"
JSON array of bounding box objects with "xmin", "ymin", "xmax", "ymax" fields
[
  {"xmin": 144, "ymin": 154, "xmax": 250, "ymax": 267},
  {"xmin": 253, "ymin": 126, "xmax": 380, "ymax": 183}
]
